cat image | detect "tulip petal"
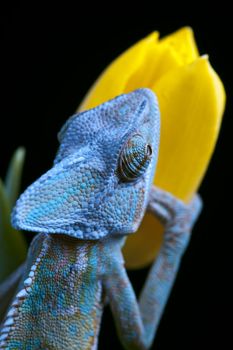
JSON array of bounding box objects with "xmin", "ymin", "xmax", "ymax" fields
[
  {"xmin": 77, "ymin": 29, "xmax": 225, "ymax": 269},
  {"xmin": 124, "ymin": 27, "xmax": 199, "ymax": 93},
  {"xmin": 123, "ymin": 56, "xmax": 225, "ymax": 268},
  {"xmin": 124, "ymin": 44, "xmax": 182, "ymax": 92},
  {"xmin": 122, "ymin": 211, "xmax": 164, "ymax": 269},
  {"xmin": 79, "ymin": 32, "xmax": 159, "ymax": 111},
  {"xmin": 153, "ymin": 56, "xmax": 225, "ymax": 200},
  {"xmin": 160, "ymin": 27, "xmax": 199, "ymax": 64}
]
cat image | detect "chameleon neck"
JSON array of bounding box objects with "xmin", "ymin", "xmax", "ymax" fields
[{"xmin": 1, "ymin": 233, "xmax": 111, "ymax": 350}]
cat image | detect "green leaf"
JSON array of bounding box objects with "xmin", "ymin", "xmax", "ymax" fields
[
  {"xmin": 0, "ymin": 179, "xmax": 10, "ymax": 232},
  {"xmin": 5, "ymin": 147, "xmax": 26, "ymax": 209},
  {"xmin": 0, "ymin": 149, "xmax": 27, "ymax": 283}
]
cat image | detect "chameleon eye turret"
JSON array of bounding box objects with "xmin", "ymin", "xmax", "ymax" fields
[{"xmin": 118, "ymin": 134, "xmax": 152, "ymax": 182}]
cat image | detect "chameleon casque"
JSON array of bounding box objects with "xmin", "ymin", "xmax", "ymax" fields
[{"xmin": 0, "ymin": 88, "xmax": 202, "ymax": 349}]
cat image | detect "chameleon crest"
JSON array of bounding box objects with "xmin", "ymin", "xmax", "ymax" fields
[{"xmin": 12, "ymin": 89, "xmax": 160, "ymax": 239}]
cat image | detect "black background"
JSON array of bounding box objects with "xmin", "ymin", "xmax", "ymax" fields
[{"xmin": 1, "ymin": 4, "xmax": 232, "ymax": 349}]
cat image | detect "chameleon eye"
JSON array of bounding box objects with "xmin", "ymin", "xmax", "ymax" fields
[{"xmin": 118, "ymin": 134, "xmax": 152, "ymax": 182}]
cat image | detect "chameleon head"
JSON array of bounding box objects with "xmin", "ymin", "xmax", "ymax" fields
[{"xmin": 12, "ymin": 88, "xmax": 160, "ymax": 239}]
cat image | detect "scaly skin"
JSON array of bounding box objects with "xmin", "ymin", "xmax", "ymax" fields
[
  {"xmin": 1, "ymin": 234, "xmax": 126, "ymax": 349},
  {"xmin": 0, "ymin": 89, "xmax": 202, "ymax": 349}
]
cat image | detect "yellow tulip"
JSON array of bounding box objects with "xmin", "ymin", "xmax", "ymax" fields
[{"xmin": 79, "ymin": 27, "xmax": 226, "ymax": 269}]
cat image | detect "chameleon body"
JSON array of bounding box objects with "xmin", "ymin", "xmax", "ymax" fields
[{"xmin": 0, "ymin": 89, "xmax": 202, "ymax": 349}]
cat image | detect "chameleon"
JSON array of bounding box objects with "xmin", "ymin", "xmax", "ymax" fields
[{"xmin": 0, "ymin": 88, "xmax": 202, "ymax": 349}]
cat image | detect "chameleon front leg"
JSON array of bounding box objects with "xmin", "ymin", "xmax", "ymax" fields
[{"xmin": 103, "ymin": 186, "xmax": 202, "ymax": 350}]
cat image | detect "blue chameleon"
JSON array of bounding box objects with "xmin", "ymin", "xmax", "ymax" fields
[{"xmin": 0, "ymin": 88, "xmax": 202, "ymax": 349}]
